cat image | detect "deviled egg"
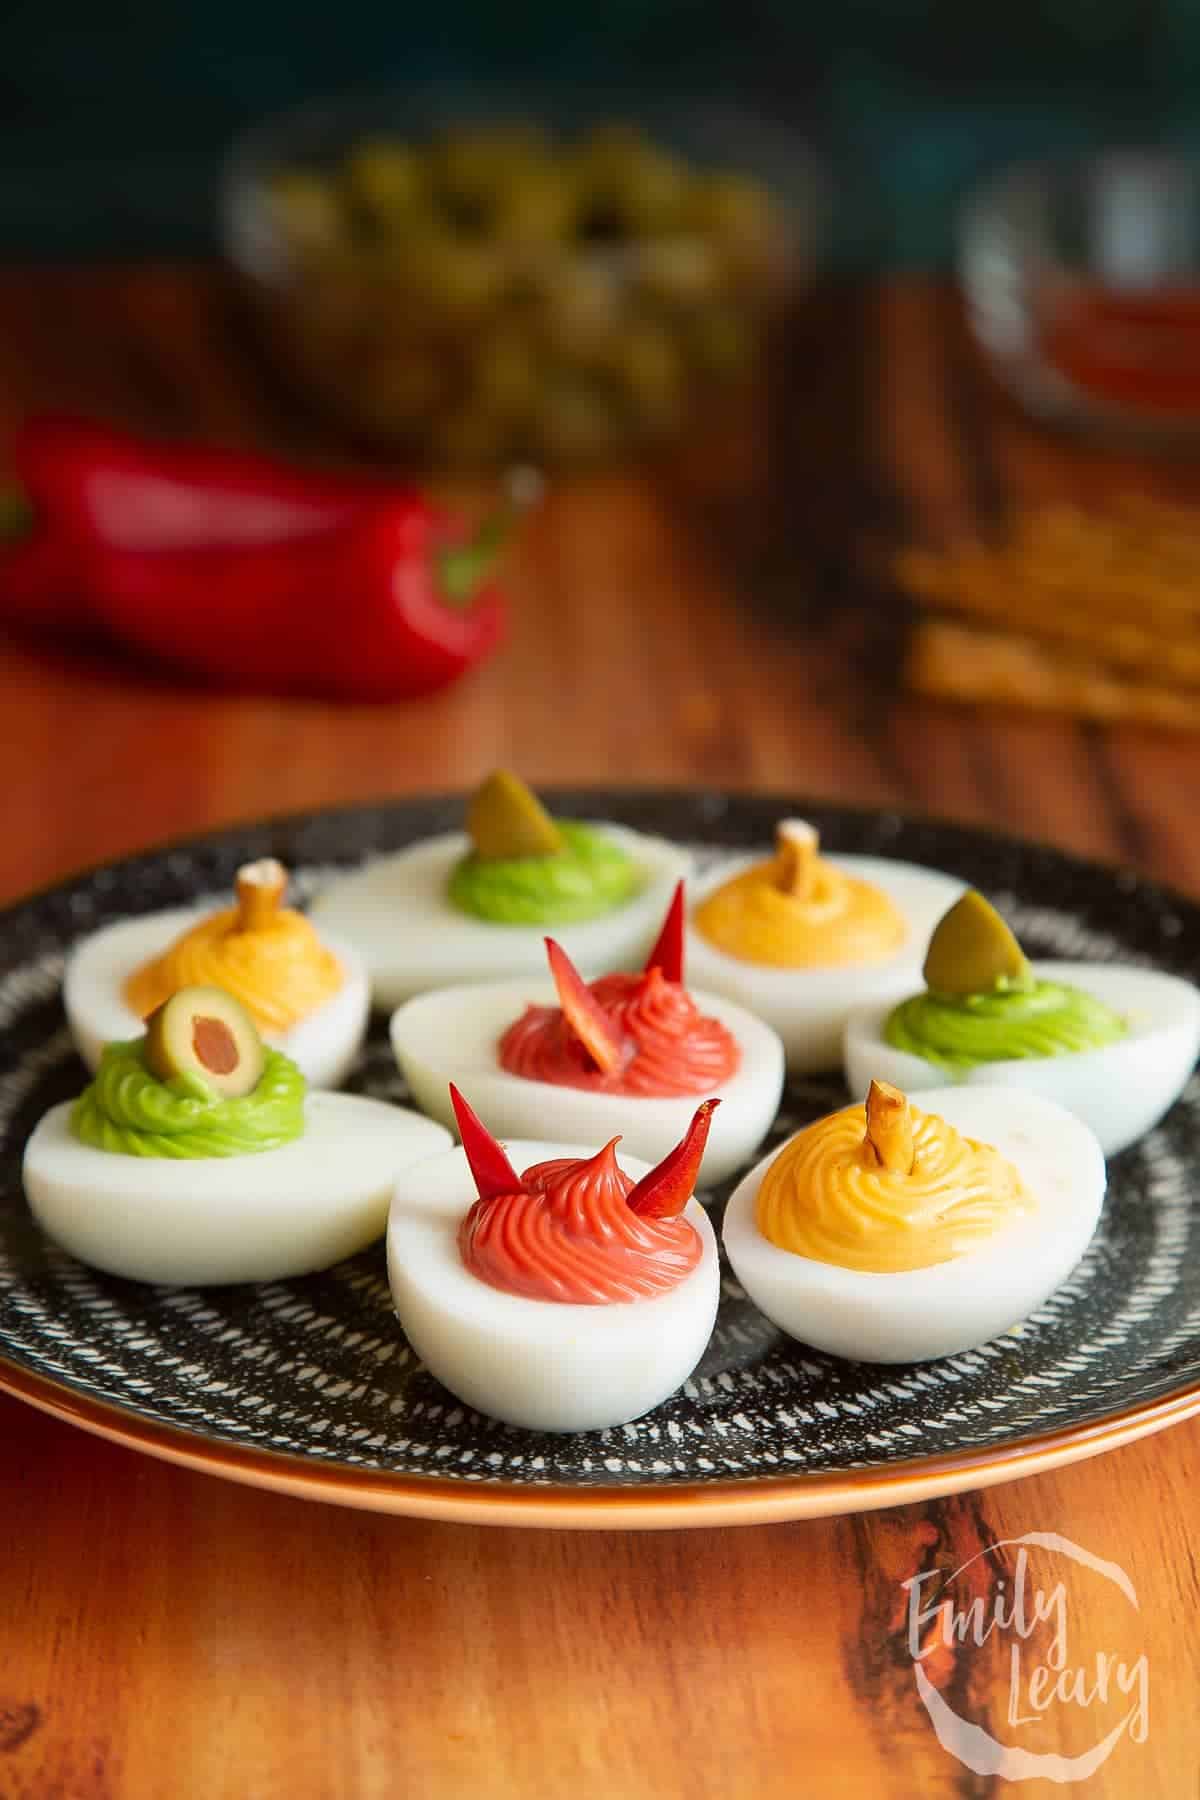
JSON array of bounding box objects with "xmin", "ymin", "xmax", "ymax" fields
[
  {"xmin": 686, "ymin": 819, "xmax": 963, "ymax": 1071},
  {"xmin": 310, "ymin": 770, "xmax": 691, "ymax": 1008},
  {"xmin": 844, "ymin": 889, "xmax": 1200, "ymax": 1157},
  {"xmin": 387, "ymin": 1087, "xmax": 720, "ymax": 1431},
  {"xmin": 390, "ymin": 883, "xmax": 784, "ymax": 1186},
  {"xmin": 723, "ymin": 1078, "xmax": 1105, "ymax": 1363},
  {"xmin": 64, "ymin": 858, "xmax": 369, "ymax": 1089},
  {"xmin": 24, "ymin": 985, "xmax": 449, "ymax": 1285}
]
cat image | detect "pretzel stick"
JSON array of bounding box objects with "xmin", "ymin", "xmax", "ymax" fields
[{"xmin": 906, "ymin": 619, "xmax": 1200, "ymax": 731}]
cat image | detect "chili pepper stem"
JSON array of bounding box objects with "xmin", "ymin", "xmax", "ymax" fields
[
  {"xmin": 437, "ymin": 505, "xmax": 515, "ymax": 608},
  {"xmin": 0, "ymin": 487, "xmax": 34, "ymax": 543}
]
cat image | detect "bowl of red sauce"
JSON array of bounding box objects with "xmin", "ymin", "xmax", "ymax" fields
[{"xmin": 962, "ymin": 150, "xmax": 1200, "ymax": 443}]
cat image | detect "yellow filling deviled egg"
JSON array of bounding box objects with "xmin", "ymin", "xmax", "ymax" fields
[
  {"xmin": 686, "ymin": 819, "xmax": 963, "ymax": 1071},
  {"xmin": 723, "ymin": 1079, "xmax": 1105, "ymax": 1363},
  {"xmin": 64, "ymin": 859, "xmax": 369, "ymax": 1089}
]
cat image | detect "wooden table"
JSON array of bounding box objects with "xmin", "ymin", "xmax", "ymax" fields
[{"xmin": 2, "ymin": 269, "xmax": 1197, "ymax": 1798}]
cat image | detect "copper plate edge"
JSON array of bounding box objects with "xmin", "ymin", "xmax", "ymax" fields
[{"xmin": 3, "ymin": 1351, "xmax": 1199, "ymax": 1529}]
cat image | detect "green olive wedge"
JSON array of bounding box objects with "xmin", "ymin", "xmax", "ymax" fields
[
  {"xmin": 465, "ymin": 770, "xmax": 566, "ymax": 860},
  {"xmin": 923, "ymin": 890, "xmax": 1032, "ymax": 997},
  {"xmin": 144, "ymin": 986, "xmax": 267, "ymax": 1099}
]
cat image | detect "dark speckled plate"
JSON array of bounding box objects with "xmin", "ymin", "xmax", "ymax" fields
[{"xmin": 2, "ymin": 790, "xmax": 1200, "ymax": 1529}]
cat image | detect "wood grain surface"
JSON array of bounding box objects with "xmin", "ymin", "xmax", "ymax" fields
[{"xmin": 2, "ymin": 267, "xmax": 1198, "ymax": 1799}]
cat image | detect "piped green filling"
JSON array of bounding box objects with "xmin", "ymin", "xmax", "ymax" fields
[
  {"xmin": 447, "ymin": 821, "xmax": 641, "ymax": 925},
  {"xmin": 883, "ymin": 979, "xmax": 1127, "ymax": 1073},
  {"xmin": 71, "ymin": 1041, "xmax": 306, "ymax": 1158}
]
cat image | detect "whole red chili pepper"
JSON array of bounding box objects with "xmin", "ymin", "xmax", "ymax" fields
[
  {"xmin": 0, "ymin": 488, "xmax": 83, "ymax": 631},
  {"xmin": 83, "ymin": 501, "xmax": 508, "ymax": 701},
  {"xmin": 0, "ymin": 415, "xmax": 511, "ymax": 701},
  {"xmin": 12, "ymin": 413, "xmax": 387, "ymax": 551}
]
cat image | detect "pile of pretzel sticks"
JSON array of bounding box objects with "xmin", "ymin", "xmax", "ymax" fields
[{"xmin": 894, "ymin": 496, "xmax": 1200, "ymax": 730}]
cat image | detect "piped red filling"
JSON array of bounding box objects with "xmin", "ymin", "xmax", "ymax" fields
[{"xmin": 451, "ymin": 1087, "xmax": 717, "ymax": 1305}]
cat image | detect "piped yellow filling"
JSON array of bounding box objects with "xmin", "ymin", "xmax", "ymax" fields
[
  {"xmin": 694, "ymin": 820, "xmax": 906, "ymax": 968},
  {"xmin": 125, "ymin": 860, "xmax": 343, "ymax": 1034},
  {"xmin": 755, "ymin": 1082, "xmax": 1034, "ymax": 1272}
]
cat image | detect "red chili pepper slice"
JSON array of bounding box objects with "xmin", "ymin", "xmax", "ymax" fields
[
  {"xmin": 450, "ymin": 1085, "xmax": 529, "ymax": 1202},
  {"xmin": 625, "ymin": 1099, "xmax": 720, "ymax": 1219},
  {"xmin": 544, "ymin": 938, "xmax": 625, "ymax": 1075},
  {"xmin": 642, "ymin": 879, "xmax": 686, "ymax": 984}
]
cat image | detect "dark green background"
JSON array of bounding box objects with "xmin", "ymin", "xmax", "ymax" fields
[{"xmin": 5, "ymin": 0, "xmax": 1194, "ymax": 264}]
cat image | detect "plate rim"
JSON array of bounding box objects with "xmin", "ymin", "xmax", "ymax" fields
[
  {"xmin": 0, "ymin": 781, "xmax": 1165, "ymax": 925},
  {"xmin": 3, "ymin": 785, "xmax": 1199, "ymax": 1528},
  {"xmin": 4, "ymin": 1351, "xmax": 1199, "ymax": 1528}
]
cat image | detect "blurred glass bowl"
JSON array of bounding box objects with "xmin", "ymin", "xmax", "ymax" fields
[
  {"xmin": 222, "ymin": 86, "xmax": 822, "ymax": 466},
  {"xmin": 963, "ymin": 150, "xmax": 1200, "ymax": 445}
]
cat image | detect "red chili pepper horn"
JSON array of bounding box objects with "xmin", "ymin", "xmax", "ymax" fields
[
  {"xmin": 626, "ymin": 1100, "xmax": 720, "ymax": 1219},
  {"xmin": 544, "ymin": 938, "xmax": 625, "ymax": 1075},
  {"xmin": 451, "ymin": 1082, "xmax": 717, "ymax": 1223},
  {"xmin": 449, "ymin": 1085, "xmax": 528, "ymax": 1202},
  {"xmin": 642, "ymin": 880, "xmax": 686, "ymax": 985}
]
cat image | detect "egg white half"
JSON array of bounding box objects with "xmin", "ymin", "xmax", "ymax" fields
[
  {"xmin": 308, "ymin": 825, "xmax": 693, "ymax": 1009},
  {"xmin": 722, "ymin": 1086, "xmax": 1105, "ymax": 1363},
  {"xmin": 23, "ymin": 1095, "xmax": 450, "ymax": 1287},
  {"xmin": 62, "ymin": 908, "xmax": 370, "ymax": 1089},
  {"xmin": 685, "ymin": 853, "xmax": 964, "ymax": 1072},
  {"xmin": 389, "ymin": 978, "xmax": 784, "ymax": 1187},
  {"xmin": 388, "ymin": 1140, "xmax": 719, "ymax": 1431},
  {"xmin": 844, "ymin": 961, "xmax": 1200, "ymax": 1158}
]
